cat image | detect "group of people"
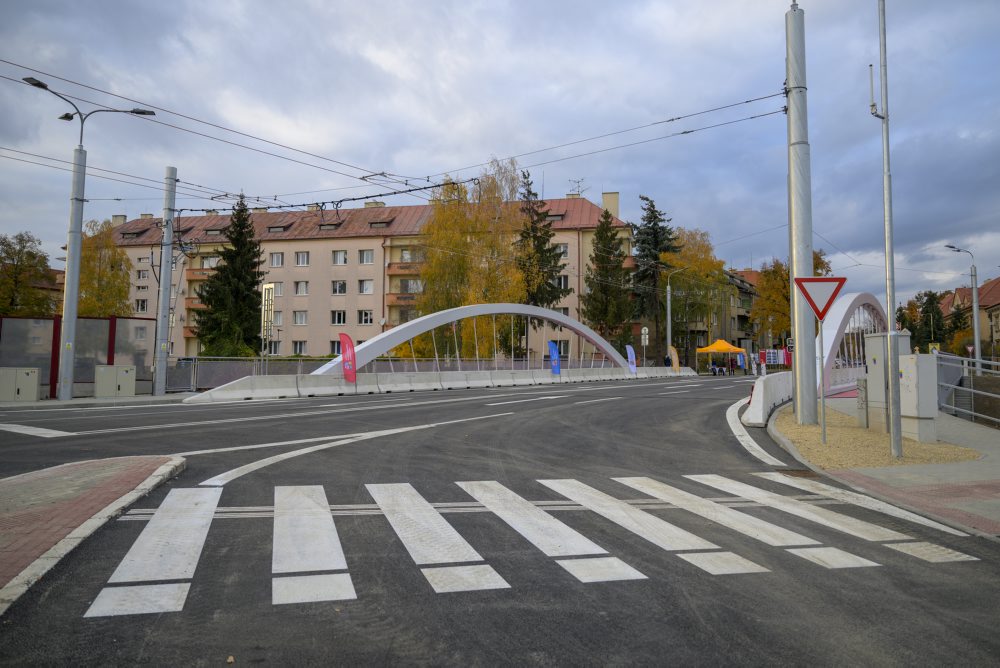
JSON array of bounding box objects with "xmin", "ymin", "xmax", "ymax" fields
[{"xmin": 709, "ymin": 357, "xmax": 756, "ymax": 376}]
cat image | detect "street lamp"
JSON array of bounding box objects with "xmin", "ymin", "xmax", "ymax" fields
[
  {"xmin": 665, "ymin": 266, "xmax": 687, "ymax": 362},
  {"xmin": 945, "ymin": 244, "xmax": 981, "ymax": 375},
  {"xmin": 24, "ymin": 76, "xmax": 154, "ymax": 400}
]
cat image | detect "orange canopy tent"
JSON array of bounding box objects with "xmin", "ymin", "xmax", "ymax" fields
[{"xmin": 695, "ymin": 339, "xmax": 746, "ymax": 374}]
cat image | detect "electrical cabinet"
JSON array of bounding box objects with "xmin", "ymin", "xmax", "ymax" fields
[
  {"xmin": 0, "ymin": 368, "xmax": 40, "ymax": 402},
  {"xmin": 95, "ymin": 365, "xmax": 136, "ymax": 398}
]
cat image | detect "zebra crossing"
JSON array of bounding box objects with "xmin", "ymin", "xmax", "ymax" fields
[{"xmin": 84, "ymin": 473, "xmax": 980, "ymax": 618}]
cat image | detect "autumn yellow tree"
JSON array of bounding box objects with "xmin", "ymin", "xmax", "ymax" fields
[
  {"xmin": 661, "ymin": 228, "xmax": 729, "ymax": 363},
  {"xmin": 749, "ymin": 249, "xmax": 832, "ymax": 346},
  {"xmin": 79, "ymin": 219, "xmax": 133, "ymax": 317}
]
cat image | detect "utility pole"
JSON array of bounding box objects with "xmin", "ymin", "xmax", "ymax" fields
[
  {"xmin": 786, "ymin": 2, "xmax": 818, "ymax": 424},
  {"xmin": 153, "ymin": 166, "xmax": 177, "ymax": 396}
]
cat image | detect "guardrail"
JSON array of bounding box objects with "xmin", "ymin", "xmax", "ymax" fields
[{"xmin": 936, "ymin": 352, "xmax": 1000, "ymax": 428}]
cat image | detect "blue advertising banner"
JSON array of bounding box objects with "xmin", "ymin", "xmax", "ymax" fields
[
  {"xmin": 548, "ymin": 340, "xmax": 561, "ymax": 374},
  {"xmin": 625, "ymin": 344, "xmax": 637, "ymax": 374}
]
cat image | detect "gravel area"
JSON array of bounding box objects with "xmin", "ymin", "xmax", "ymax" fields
[{"xmin": 774, "ymin": 403, "xmax": 981, "ymax": 470}]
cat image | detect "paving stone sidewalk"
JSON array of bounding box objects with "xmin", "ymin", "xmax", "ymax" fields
[{"xmin": 0, "ymin": 456, "xmax": 184, "ymax": 615}]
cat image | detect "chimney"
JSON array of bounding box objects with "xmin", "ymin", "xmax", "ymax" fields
[
  {"xmin": 602, "ymin": 192, "xmax": 620, "ymax": 219},
  {"xmin": 364, "ymin": 201, "xmax": 385, "ymax": 208},
  {"xmin": 111, "ymin": 214, "xmax": 127, "ymax": 227},
  {"xmin": 307, "ymin": 204, "xmax": 320, "ymax": 211},
  {"xmin": 206, "ymin": 209, "xmax": 219, "ymax": 215},
  {"xmin": 252, "ymin": 207, "xmax": 268, "ymax": 213},
  {"xmin": 140, "ymin": 213, "xmax": 153, "ymax": 219},
  {"xmin": 566, "ymin": 193, "xmax": 580, "ymax": 199}
]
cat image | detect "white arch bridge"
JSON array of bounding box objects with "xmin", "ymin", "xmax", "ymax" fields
[{"xmin": 819, "ymin": 292, "xmax": 889, "ymax": 393}]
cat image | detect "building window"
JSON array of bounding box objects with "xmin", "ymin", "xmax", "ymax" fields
[
  {"xmin": 270, "ymin": 252, "xmax": 284, "ymax": 267},
  {"xmin": 358, "ymin": 310, "xmax": 374, "ymax": 325},
  {"xmin": 135, "ymin": 326, "xmax": 147, "ymax": 341},
  {"xmin": 358, "ymin": 279, "xmax": 374, "ymax": 295},
  {"xmin": 399, "ymin": 248, "xmax": 413, "ymax": 262},
  {"xmin": 294, "ymin": 281, "xmax": 309, "ymax": 295},
  {"xmin": 137, "ymin": 256, "xmax": 149, "ymax": 263},
  {"xmin": 399, "ymin": 307, "xmax": 418, "ymax": 324},
  {"xmin": 331, "ymin": 310, "xmax": 346, "ymax": 325},
  {"xmin": 293, "ymin": 311, "xmax": 308, "ymax": 325},
  {"xmin": 268, "ymin": 341, "xmax": 280, "ymax": 355},
  {"xmin": 202, "ymin": 256, "xmax": 220, "ymax": 268},
  {"xmin": 136, "ymin": 269, "xmax": 149, "ymax": 280},
  {"xmin": 134, "ymin": 299, "xmax": 148, "ymax": 313},
  {"xmin": 331, "ymin": 250, "xmax": 348, "ymax": 265},
  {"xmin": 295, "ymin": 251, "xmax": 310, "ymax": 266},
  {"xmin": 552, "ymin": 275, "xmax": 570, "ymax": 290},
  {"xmin": 359, "ymin": 249, "xmax": 374, "ymax": 265},
  {"xmin": 136, "ymin": 285, "xmax": 148, "ymax": 292},
  {"xmin": 399, "ymin": 278, "xmax": 423, "ymax": 294},
  {"xmin": 330, "ymin": 340, "xmax": 342, "ymax": 356},
  {"xmin": 273, "ymin": 311, "xmax": 283, "ymax": 326},
  {"xmin": 292, "ymin": 340, "xmax": 307, "ymax": 355},
  {"xmin": 555, "ymin": 243, "xmax": 569, "ymax": 258},
  {"xmin": 332, "ymin": 280, "xmax": 347, "ymax": 295}
]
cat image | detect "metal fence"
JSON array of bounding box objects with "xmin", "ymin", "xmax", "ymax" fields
[{"xmin": 937, "ymin": 352, "xmax": 1000, "ymax": 428}]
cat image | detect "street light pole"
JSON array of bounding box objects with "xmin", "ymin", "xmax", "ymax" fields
[
  {"xmin": 23, "ymin": 77, "xmax": 154, "ymax": 400},
  {"xmin": 946, "ymin": 244, "xmax": 981, "ymax": 375},
  {"xmin": 665, "ymin": 267, "xmax": 687, "ymax": 362}
]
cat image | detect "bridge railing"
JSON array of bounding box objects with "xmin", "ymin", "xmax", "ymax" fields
[{"xmin": 936, "ymin": 352, "xmax": 1000, "ymax": 428}]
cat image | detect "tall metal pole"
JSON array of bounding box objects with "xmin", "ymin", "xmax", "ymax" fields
[
  {"xmin": 153, "ymin": 167, "xmax": 177, "ymax": 396},
  {"xmin": 665, "ymin": 267, "xmax": 687, "ymax": 360},
  {"xmin": 786, "ymin": 2, "xmax": 817, "ymax": 424},
  {"xmin": 971, "ymin": 261, "xmax": 981, "ymax": 375},
  {"xmin": 56, "ymin": 145, "xmax": 87, "ymax": 400},
  {"xmin": 874, "ymin": 0, "xmax": 903, "ymax": 457}
]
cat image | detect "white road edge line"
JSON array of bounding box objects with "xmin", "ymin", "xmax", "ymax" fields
[
  {"xmin": 0, "ymin": 423, "xmax": 76, "ymax": 438},
  {"xmin": 572, "ymin": 397, "xmax": 623, "ymax": 405},
  {"xmin": 485, "ymin": 396, "xmax": 568, "ymax": 406},
  {"xmin": 725, "ymin": 397, "xmax": 787, "ymax": 467}
]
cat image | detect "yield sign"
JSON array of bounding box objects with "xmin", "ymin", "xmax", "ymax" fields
[{"xmin": 794, "ymin": 277, "xmax": 847, "ymax": 321}]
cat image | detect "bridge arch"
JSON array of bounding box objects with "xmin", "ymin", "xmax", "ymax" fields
[
  {"xmin": 820, "ymin": 292, "xmax": 888, "ymax": 392},
  {"xmin": 312, "ymin": 303, "xmax": 630, "ymax": 375}
]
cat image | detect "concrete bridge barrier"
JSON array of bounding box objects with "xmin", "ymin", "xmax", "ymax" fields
[{"xmin": 741, "ymin": 371, "xmax": 793, "ymax": 427}]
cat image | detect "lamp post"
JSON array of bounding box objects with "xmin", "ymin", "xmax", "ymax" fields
[
  {"xmin": 665, "ymin": 267, "xmax": 687, "ymax": 362},
  {"xmin": 946, "ymin": 244, "xmax": 981, "ymax": 375},
  {"xmin": 23, "ymin": 77, "xmax": 154, "ymax": 400}
]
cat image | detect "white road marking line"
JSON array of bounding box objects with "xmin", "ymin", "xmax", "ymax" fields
[
  {"xmin": 84, "ymin": 583, "xmax": 190, "ymax": 617},
  {"xmin": 366, "ymin": 483, "xmax": 484, "ymax": 565},
  {"xmin": 786, "ymin": 547, "xmax": 880, "ymax": 569},
  {"xmin": 725, "ymin": 397, "xmax": 787, "ymax": 467},
  {"xmin": 538, "ymin": 479, "xmax": 718, "ymax": 551},
  {"xmin": 753, "ymin": 473, "xmax": 969, "ymax": 537},
  {"xmin": 108, "ymin": 488, "xmax": 222, "ymax": 583},
  {"xmin": 456, "ymin": 481, "xmax": 606, "ymax": 557},
  {"xmin": 485, "ymin": 395, "xmax": 568, "ymax": 406},
  {"xmin": 0, "ymin": 423, "xmax": 76, "ymax": 438},
  {"xmin": 883, "ymin": 541, "xmax": 978, "ymax": 563},
  {"xmin": 176, "ymin": 433, "xmax": 365, "ymax": 456},
  {"xmin": 272, "ymin": 486, "xmax": 347, "ymax": 574},
  {"xmin": 657, "ymin": 391, "xmax": 690, "ymax": 396},
  {"xmin": 420, "ymin": 565, "xmax": 510, "ymax": 593},
  {"xmin": 555, "ymin": 557, "xmax": 646, "ymax": 583},
  {"xmin": 272, "ymin": 573, "xmax": 357, "ymax": 605},
  {"xmin": 614, "ymin": 477, "xmax": 819, "ymax": 547},
  {"xmin": 735, "ymin": 379, "xmax": 758, "ymax": 383},
  {"xmin": 677, "ymin": 551, "xmax": 770, "ymax": 575},
  {"xmin": 572, "ymin": 397, "xmax": 623, "ymax": 405},
  {"xmin": 687, "ymin": 475, "xmax": 910, "ymax": 542},
  {"xmin": 199, "ymin": 413, "xmax": 512, "ymax": 486}
]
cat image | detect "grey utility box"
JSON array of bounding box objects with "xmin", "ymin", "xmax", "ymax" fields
[
  {"xmin": 863, "ymin": 330, "xmax": 912, "ymax": 434},
  {"xmin": 0, "ymin": 367, "xmax": 40, "ymax": 402},
  {"xmin": 95, "ymin": 365, "xmax": 136, "ymax": 398}
]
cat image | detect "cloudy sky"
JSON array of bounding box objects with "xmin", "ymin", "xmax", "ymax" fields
[{"xmin": 2, "ymin": 0, "xmax": 998, "ymax": 307}]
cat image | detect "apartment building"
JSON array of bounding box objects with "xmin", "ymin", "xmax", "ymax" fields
[{"xmin": 114, "ymin": 192, "xmax": 630, "ymax": 358}]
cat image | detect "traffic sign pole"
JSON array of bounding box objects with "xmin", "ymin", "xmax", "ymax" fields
[{"xmin": 794, "ymin": 277, "xmax": 847, "ymax": 446}]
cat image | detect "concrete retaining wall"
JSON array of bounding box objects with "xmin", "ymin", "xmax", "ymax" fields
[{"xmin": 741, "ymin": 371, "xmax": 793, "ymax": 427}]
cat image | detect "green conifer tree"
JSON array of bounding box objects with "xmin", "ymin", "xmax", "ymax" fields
[
  {"xmin": 580, "ymin": 209, "xmax": 632, "ymax": 351},
  {"xmin": 631, "ymin": 195, "xmax": 680, "ymax": 358},
  {"xmin": 515, "ymin": 170, "xmax": 572, "ymax": 309}
]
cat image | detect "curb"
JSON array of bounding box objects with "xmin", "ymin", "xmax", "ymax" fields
[
  {"xmin": 764, "ymin": 402, "xmax": 995, "ymax": 541},
  {"xmin": 0, "ymin": 456, "xmax": 187, "ymax": 617},
  {"xmin": 0, "ymin": 395, "xmax": 195, "ymax": 411}
]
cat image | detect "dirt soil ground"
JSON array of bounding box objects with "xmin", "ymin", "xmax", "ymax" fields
[{"xmin": 774, "ymin": 403, "xmax": 981, "ymax": 470}]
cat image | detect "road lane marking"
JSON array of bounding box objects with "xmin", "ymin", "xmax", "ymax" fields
[
  {"xmin": 485, "ymin": 395, "xmax": 568, "ymax": 406},
  {"xmin": 420, "ymin": 565, "xmax": 510, "ymax": 593},
  {"xmin": 753, "ymin": 473, "xmax": 969, "ymax": 537},
  {"xmin": 176, "ymin": 433, "xmax": 366, "ymax": 456},
  {"xmin": 677, "ymin": 552, "xmax": 770, "ymax": 575},
  {"xmin": 556, "ymin": 557, "xmax": 646, "ymax": 583},
  {"xmin": 272, "ymin": 486, "xmax": 347, "ymax": 573},
  {"xmin": 725, "ymin": 397, "xmax": 787, "ymax": 467},
  {"xmin": 657, "ymin": 391, "xmax": 690, "ymax": 396},
  {"xmin": 198, "ymin": 413, "xmax": 512, "ymax": 486},
  {"xmin": 0, "ymin": 423, "xmax": 76, "ymax": 438},
  {"xmin": 456, "ymin": 481, "xmax": 606, "ymax": 557},
  {"xmin": 84, "ymin": 583, "xmax": 190, "ymax": 617},
  {"xmin": 786, "ymin": 547, "xmax": 880, "ymax": 569},
  {"xmin": 107, "ymin": 488, "xmax": 221, "ymax": 583},
  {"xmin": 572, "ymin": 397, "xmax": 623, "ymax": 405},
  {"xmin": 686, "ymin": 475, "xmax": 911, "ymax": 542},
  {"xmin": 883, "ymin": 542, "xmax": 978, "ymax": 563},
  {"xmin": 366, "ymin": 483, "xmax": 484, "ymax": 565},
  {"xmin": 272, "ymin": 574, "xmax": 357, "ymax": 605},
  {"xmin": 538, "ymin": 479, "xmax": 718, "ymax": 552},
  {"xmin": 613, "ymin": 477, "xmax": 819, "ymax": 547}
]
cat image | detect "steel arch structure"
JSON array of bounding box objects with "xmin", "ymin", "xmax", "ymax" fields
[
  {"xmin": 312, "ymin": 303, "xmax": 629, "ymax": 375},
  {"xmin": 820, "ymin": 292, "xmax": 888, "ymax": 392}
]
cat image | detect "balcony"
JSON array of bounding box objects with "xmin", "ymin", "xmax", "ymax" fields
[
  {"xmin": 183, "ymin": 326, "xmax": 199, "ymax": 339},
  {"xmin": 386, "ymin": 293, "xmax": 420, "ymax": 306},
  {"xmin": 186, "ymin": 267, "xmax": 215, "ymax": 282},
  {"xmin": 623, "ymin": 256, "xmax": 637, "ymax": 269},
  {"xmin": 184, "ymin": 297, "xmax": 206, "ymax": 310},
  {"xmin": 387, "ymin": 262, "xmax": 423, "ymax": 276}
]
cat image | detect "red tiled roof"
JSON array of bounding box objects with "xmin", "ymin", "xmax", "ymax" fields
[
  {"xmin": 941, "ymin": 276, "xmax": 1000, "ymax": 316},
  {"xmin": 115, "ymin": 198, "xmax": 626, "ymax": 248}
]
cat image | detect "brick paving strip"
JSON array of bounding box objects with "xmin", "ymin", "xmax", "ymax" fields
[{"xmin": 0, "ymin": 456, "xmax": 185, "ymax": 616}]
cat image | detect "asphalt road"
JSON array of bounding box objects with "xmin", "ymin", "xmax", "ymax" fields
[{"xmin": 1, "ymin": 376, "xmax": 998, "ymax": 665}]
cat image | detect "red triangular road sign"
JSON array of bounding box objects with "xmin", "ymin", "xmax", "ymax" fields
[{"xmin": 794, "ymin": 277, "xmax": 847, "ymax": 321}]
